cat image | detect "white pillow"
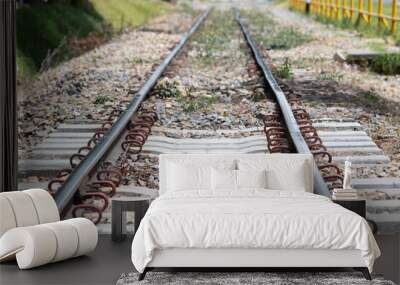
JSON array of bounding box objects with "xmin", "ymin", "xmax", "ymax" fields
[
  {"xmin": 238, "ymin": 158, "xmax": 311, "ymax": 192},
  {"xmin": 167, "ymin": 162, "xmax": 211, "ymax": 192},
  {"xmin": 211, "ymin": 168, "xmax": 237, "ymax": 191},
  {"xmin": 236, "ymin": 169, "xmax": 267, "ymax": 189},
  {"xmin": 266, "ymin": 167, "xmax": 307, "ymax": 192}
]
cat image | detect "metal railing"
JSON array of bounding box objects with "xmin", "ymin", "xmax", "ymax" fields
[{"xmin": 290, "ymin": 0, "xmax": 399, "ymax": 33}]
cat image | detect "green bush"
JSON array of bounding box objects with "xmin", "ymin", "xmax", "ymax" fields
[
  {"xmin": 16, "ymin": 0, "xmax": 170, "ymax": 76},
  {"xmin": 369, "ymin": 54, "xmax": 400, "ymax": 75},
  {"xmin": 17, "ymin": 2, "xmax": 102, "ymax": 74}
]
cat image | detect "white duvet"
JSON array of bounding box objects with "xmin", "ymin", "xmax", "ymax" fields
[{"xmin": 131, "ymin": 190, "xmax": 380, "ymax": 272}]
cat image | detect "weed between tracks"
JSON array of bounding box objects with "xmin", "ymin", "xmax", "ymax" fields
[
  {"xmin": 147, "ymin": 9, "xmax": 271, "ymax": 132},
  {"xmin": 191, "ymin": 11, "xmax": 245, "ymax": 66},
  {"xmin": 154, "ymin": 78, "xmax": 218, "ymax": 112},
  {"xmin": 177, "ymin": 95, "xmax": 219, "ymax": 112}
]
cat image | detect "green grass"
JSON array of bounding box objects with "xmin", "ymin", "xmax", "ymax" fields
[
  {"xmin": 369, "ymin": 53, "xmax": 400, "ymax": 74},
  {"xmin": 16, "ymin": 49, "xmax": 36, "ymax": 76},
  {"xmin": 275, "ymin": 58, "xmax": 294, "ymax": 79},
  {"xmin": 16, "ymin": 0, "xmax": 170, "ymax": 77},
  {"xmin": 243, "ymin": 10, "xmax": 312, "ymax": 50},
  {"xmin": 91, "ymin": 0, "xmax": 169, "ymax": 31},
  {"xmin": 178, "ymin": 1, "xmax": 198, "ymax": 16},
  {"xmin": 366, "ymin": 41, "xmax": 388, "ymax": 52},
  {"xmin": 192, "ymin": 11, "xmax": 239, "ymax": 65},
  {"xmin": 17, "ymin": 2, "xmax": 101, "ymax": 75},
  {"xmin": 177, "ymin": 94, "xmax": 219, "ymax": 112},
  {"xmin": 314, "ymin": 13, "xmax": 398, "ymax": 39},
  {"xmin": 316, "ymin": 70, "xmax": 344, "ymax": 81},
  {"xmin": 94, "ymin": 95, "xmax": 111, "ymax": 105},
  {"xmin": 292, "ymin": 1, "xmax": 400, "ymax": 44},
  {"xmin": 359, "ymin": 90, "xmax": 380, "ymax": 103},
  {"xmin": 154, "ymin": 79, "xmax": 182, "ymax": 98}
]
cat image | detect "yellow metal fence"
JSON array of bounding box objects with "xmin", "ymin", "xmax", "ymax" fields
[{"xmin": 290, "ymin": 0, "xmax": 399, "ymax": 33}]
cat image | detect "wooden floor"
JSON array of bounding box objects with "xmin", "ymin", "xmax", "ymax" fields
[{"xmin": 0, "ymin": 235, "xmax": 133, "ymax": 285}]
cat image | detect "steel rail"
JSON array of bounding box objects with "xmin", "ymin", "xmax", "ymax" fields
[
  {"xmin": 235, "ymin": 9, "xmax": 331, "ymax": 197},
  {"xmin": 55, "ymin": 9, "xmax": 211, "ymax": 213}
]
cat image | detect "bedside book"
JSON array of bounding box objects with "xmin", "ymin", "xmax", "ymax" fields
[{"xmin": 332, "ymin": 188, "xmax": 358, "ymax": 200}]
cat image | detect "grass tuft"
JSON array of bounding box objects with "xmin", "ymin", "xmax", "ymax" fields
[
  {"xmin": 275, "ymin": 58, "xmax": 294, "ymax": 79},
  {"xmin": 358, "ymin": 90, "xmax": 380, "ymax": 103},
  {"xmin": 178, "ymin": 94, "xmax": 218, "ymax": 112},
  {"xmin": 94, "ymin": 95, "xmax": 111, "ymax": 105},
  {"xmin": 192, "ymin": 11, "xmax": 239, "ymax": 66},
  {"xmin": 316, "ymin": 71, "xmax": 344, "ymax": 81},
  {"xmin": 369, "ymin": 54, "xmax": 400, "ymax": 75},
  {"xmin": 154, "ymin": 79, "xmax": 182, "ymax": 98}
]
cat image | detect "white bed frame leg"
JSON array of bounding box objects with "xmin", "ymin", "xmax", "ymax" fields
[
  {"xmin": 138, "ymin": 268, "xmax": 149, "ymax": 281},
  {"xmin": 354, "ymin": 267, "xmax": 372, "ymax": 280}
]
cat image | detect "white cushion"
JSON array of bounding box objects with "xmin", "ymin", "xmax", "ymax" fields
[
  {"xmin": 0, "ymin": 218, "xmax": 97, "ymax": 269},
  {"xmin": 1, "ymin": 191, "xmax": 40, "ymax": 228},
  {"xmin": 64, "ymin": 218, "xmax": 98, "ymax": 257},
  {"xmin": 24, "ymin": 189, "xmax": 60, "ymax": 224},
  {"xmin": 236, "ymin": 169, "xmax": 268, "ymax": 189},
  {"xmin": 42, "ymin": 221, "xmax": 79, "ymax": 262},
  {"xmin": 211, "ymin": 168, "xmax": 237, "ymax": 191},
  {"xmin": 0, "ymin": 189, "xmax": 60, "ymax": 238},
  {"xmin": 0, "ymin": 196, "xmax": 17, "ymax": 237}
]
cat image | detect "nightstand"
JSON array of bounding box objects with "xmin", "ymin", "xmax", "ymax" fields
[
  {"xmin": 111, "ymin": 196, "xmax": 151, "ymax": 242},
  {"xmin": 332, "ymin": 198, "xmax": 366, "ymax": 218}
]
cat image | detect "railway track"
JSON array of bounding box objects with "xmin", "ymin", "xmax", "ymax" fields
[{"xmin": 18, "ymin": 8, "xmax": 396, "ymax": 232}]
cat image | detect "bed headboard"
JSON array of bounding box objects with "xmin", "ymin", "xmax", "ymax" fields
[{"xmin": 159, "ymin": 154, "xmax": 314, "ymax": 195}]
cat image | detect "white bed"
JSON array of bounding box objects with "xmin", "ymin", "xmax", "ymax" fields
[{"xmin": 131, "ymin": 154, "xmax": 380, "ymax": 280}]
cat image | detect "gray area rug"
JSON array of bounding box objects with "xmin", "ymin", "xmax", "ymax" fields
[{"xmin": 116, "ymin": 272, "xmax": 395, "ymax": 285}]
